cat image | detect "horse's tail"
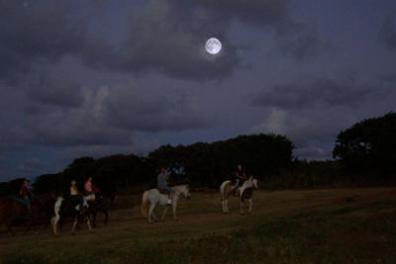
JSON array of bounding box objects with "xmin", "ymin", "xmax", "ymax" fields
[{"xmin": 141, "ymin": 191, "xmax": 150, "ymax": 218}]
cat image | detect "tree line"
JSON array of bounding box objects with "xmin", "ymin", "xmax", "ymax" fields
[{"xmin": 1, "ymin": 112, "xmax": 395, "ymax": 196}]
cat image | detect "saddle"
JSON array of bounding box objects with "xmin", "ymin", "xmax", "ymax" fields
[{"xmin": 158, "ymin": 188, "xmax": 170, "ymax": 195}]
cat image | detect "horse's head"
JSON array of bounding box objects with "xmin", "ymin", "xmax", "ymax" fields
[
  {"xmin": 177, "ymin": 184, "xmax": 191, "ymax": 200},
  {"xmin": 252, "ymin": 178, "xmax": 258, "ymax": 189},
  {"xmin": 247, "ymin": 176, "xmax": 258, "ymax": 189}
]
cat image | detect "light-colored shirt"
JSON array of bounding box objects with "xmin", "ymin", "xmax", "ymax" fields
[
  {"xmin": 70, "ymin": 185, "xmax": 79, "ymax": 195},
  {"xmin": 157, "ymin": 171, "xmax": 169, "ymax": 189}
]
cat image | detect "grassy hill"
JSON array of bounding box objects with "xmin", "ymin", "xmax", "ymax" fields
[{"xmin": 1, "ymin": 187, "xmax": 396, "ymax": 263}]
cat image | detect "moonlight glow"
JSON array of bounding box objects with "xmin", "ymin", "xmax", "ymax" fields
[{"xmin": 205, "ymin": 37, "xmax": 222, "ymax": 55}]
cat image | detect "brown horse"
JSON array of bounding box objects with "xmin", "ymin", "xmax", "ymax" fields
[
  {"xmin": 219, "ymin": 176, "xmax": 258, "ymax": 214},
  {"xmin": 0, "ymin": 194, "xmax": 55, "ymax": 235}
]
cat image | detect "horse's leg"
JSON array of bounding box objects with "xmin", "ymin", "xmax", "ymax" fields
[
  {"xmin": 51, "ymin": 215, "xmax": 60, "ymax": 236},
  {"xmin": 172, "ymin": 197, "xmax": 178, "ymax": 221},
  {"xmin": 248, "ymin": 199, "xmax": 253, "ymax": 214},
  {"xmin": 148, "ymin": 203, "xmax": 156, "ymax": 223},
  {"xmin": 71, "ymin": 216, "xmax": 79, "ymax": 235},
  {"xmin": 224, "ymin": 196, "xmax": 230, "ymax": 213},
  {"xmin": 161, "ymin": 206, "xmax": 168, "ymax": 221},
  {"xmin": 221, "ymin": 198, "xmax": 227, "ymax": 213},
  {"xmin": 86, "ymin": 216, "xmax": 93, "ymax": 232}
]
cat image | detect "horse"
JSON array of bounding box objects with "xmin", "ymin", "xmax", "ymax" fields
[
  {"xmin": 220, "ymin": 176, "xmax": 258, "ymax": 214},
  {"xmin": 141, "ymin": 184, "xmax": 191, "ymax": 223},
  {"xmin": 51, "ymin": 195, "xmax": 93, "ymax": 235},
  {"xmin": 0, "ymin": 194, "xmax": 55, "ymax": 235},
  {"xmin": 86, "ymin": 193, "xmax": 111, "ymax": 227}
]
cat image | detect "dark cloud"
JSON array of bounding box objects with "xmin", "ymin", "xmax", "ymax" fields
[
  {"xmin": 0, "ymin": 0, "xmax": 86, "ymax": 81},
  {"xmin": 106, "ymin": 0, "xmax": 241, "ymax": 80},
  {"xmin": 252, "ymin": 78, "xmax": 382, "ymax": 109},
  {"xmin": 174, "ymin": 0, "xmax": 291, "ymax": 27},
  {"xmin": 380, "ymin": 73, "xmax": 396, "ymax": 83},
  {"xmin": 28, "ymin": 75, "xmax": 84, "ymax": 108},
  {"xmin": 101, "ymin": 85, "xmax": 209, "ymax": 132},
  {"xmin": 380, "ymin": 14, "xmax": 396, "ymax": 51},
  {"xmin": 8, "ymin": 82, "xmax": 208, "ymax": 148},
  {"xmin": 1, "ymin": 0, "xmax": 394, "ymax": 180},
  {"xmin": 17, "ymin": 158, "xmax": 45, "ymax": 175},
  {"xmin": 178, "ymin": 0, "xmax": 324, "ymax": 61},
  {"xmin": 0, "ymin": 0, "xmax": 324, "ymax": 83},
  {"xmin": 275, "ymin": 23, "xmax": 326, "ymax": 61}
]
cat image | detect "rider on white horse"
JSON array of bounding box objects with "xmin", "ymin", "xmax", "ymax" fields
[{"xmin": 157, "ymin": 167, "xmax": 172, "ymax": 205}]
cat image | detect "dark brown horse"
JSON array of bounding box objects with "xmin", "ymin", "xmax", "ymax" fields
[
  {"xmin": 0, "ymin": 194, "xmax": 55, "ymax": 235},
  {"xmin": 88, "ymin": 194, "xmax": 111, "ymax": 227}
]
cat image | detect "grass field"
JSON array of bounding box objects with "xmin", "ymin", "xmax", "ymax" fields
[{"xmin": 1, "ymin": 187, "xmax": 396, "ymax": 263}]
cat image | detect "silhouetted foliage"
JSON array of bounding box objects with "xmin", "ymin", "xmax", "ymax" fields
[
  {"xmin": 149, "ymin": 134, "xmax": 294, "ymax": 187},
  {"xmin": 333, "ymin": 112, "xmax": 396, "ymax": 178},
  {"xmin": 32, "ymin": 154, "xmax": 155, "ymax": 195},
  {"xmin": 24, "ymin": 134, "xmax": 293, "ymax": 193},
  {"xmin": 0, "ymin": 178, "xmax": 25, "ymax": 196},
  {"xmin": 3, "ymin": 120, "xmax": 396, "ymax": 195}
]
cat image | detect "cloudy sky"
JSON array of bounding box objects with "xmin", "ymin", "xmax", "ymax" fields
[{"xmin": 1, "ymin": 0, "xmax": 395, "ymax": 180}]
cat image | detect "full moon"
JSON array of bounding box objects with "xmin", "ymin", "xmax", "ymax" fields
[{"xmin": 205, "ymin": 37, "xmax": 222, "ymax": 55}]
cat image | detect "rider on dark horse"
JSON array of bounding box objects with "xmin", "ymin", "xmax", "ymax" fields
[
  {"xmin": 231, "ymin": 164, "xmax": 248, "ymax": 195},
  {"xmin": 84, "ymin": 177, "xmax": 101, "ymax": 201},
  {"xmin": 18, "ymin": 179, "xmax": 33, "ymax": 213}
]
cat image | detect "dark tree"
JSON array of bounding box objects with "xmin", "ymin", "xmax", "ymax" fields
[{"xmin": 333, "ymin": 112, "xmax": 396, "ymax": 176}]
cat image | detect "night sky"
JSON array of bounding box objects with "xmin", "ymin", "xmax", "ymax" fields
[{"xmin": 1, "ymin": 0, "xmax": 395, "ymax": 181}]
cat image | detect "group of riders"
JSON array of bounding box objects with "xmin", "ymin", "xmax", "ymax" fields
[
  {"xmin": 15, "ymin": 176, "xmax": 102, "ymax": 213},
  {"xmin": 15, "ymin": 163, "xmax": 249, "ymax": 213}
]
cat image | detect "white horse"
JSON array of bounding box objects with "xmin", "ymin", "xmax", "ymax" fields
[
  {"xmin": 141, "ymin": 184, "xmax": 191, "ymax": 223},
  {"xmin": 220, "ymin": 176, "xmax": 258, "ymax": 214}
]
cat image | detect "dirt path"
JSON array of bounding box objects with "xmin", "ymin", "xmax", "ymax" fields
[{"xmin": 1, "ymin": 187, "xmax": 395, "ymax": 243}]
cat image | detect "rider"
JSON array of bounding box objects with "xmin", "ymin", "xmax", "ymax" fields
[
  {"xmin": 84, "ymin": 177, "xmax": 100, "ymax": 201},
  {"xmin": 19, "ymin": 179, "xmax": 32, "ymax": 212},
  {"xmin": 70, "ymin": 180, "xmax": 84, "ymax": 206},
  {"xmin": 157, "ymin": 167, "xmax": 172, "ymax": 205},
  {"xmin": 232, "ymin": 164, "xmax": 248, "ymax": 195}
]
